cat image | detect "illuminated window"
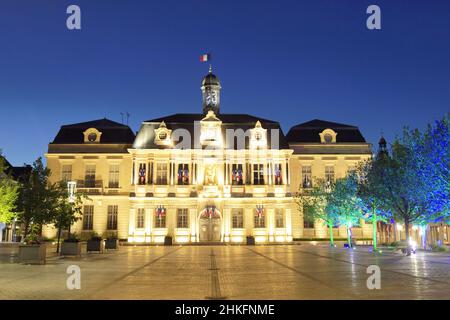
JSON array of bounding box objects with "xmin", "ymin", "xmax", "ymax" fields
[
  {"xmin": 108, "ymin": 164, "xmax": 119, "ymax": 188},
  {"xmin": 136, "ymin": 208, "xmax": 145, "ymax": 229},
  {"xmin": 275, "ymin": 209, "xmax": 284, "ymax": 228},
  {"xmin": 232, "ymin": 164, "xmax": 243, "ymax": 185},
  {"xmin": 156, "ymin": 163, "xmax": 167, "ymax": 185},
  {"xmin": 177, "ymin": 164, "xmax": 189, "ymax": 185},
  {"xmin": 84, "ymin": 165, "xmax": 96, "ymax": 188},
  {"xmin": 61, "ymin": 165, "xmax": 72, "ymax": 182},
  {"xmin": 107, "ymin": 205, "xmax": 118, "ymax": 230},
  {"xmin": 325, "ymin": 166, "xmax": 335, "ymax": 184},
  {"xmin": 273, "ymin": 163, "xmax": 282, "ymax": 185},
  {"xmin": 232, "ymin": 209, "xmax": 244, "ymax": 228},
  {"xmin": 253, "ymin": 164, "xmax": 265, "ymax": 185},
  {"xmin": 155, "ymin": 209, "xmax": 166, "ymax": 228},
  {"xmin": 138, "ymin": 163, "xmax": 146, "ymax": 185},
  {"xmin": 302, "ymin": 166, "xmax": 312, "ymax": 188},
  {"xmin": 254, "ymin": 209, "xmax": 265, "ymax": 228},
  {"xmin": 82, "ymin": 205, "xmax": 94, "ymax": 230},
  {"xmin": 177, "ymin": 208, "xmax": 189, "ymax": 228}
]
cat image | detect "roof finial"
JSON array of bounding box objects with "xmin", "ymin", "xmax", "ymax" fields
[{"xmin": 209, "ymin": 64, "xmax": 212, "ymax": 74}]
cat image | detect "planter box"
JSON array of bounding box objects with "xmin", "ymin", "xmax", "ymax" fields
[
  {"xmin": 246, "ymin": 236, "xmax": 255, "ymax": 245},
  {"xmin": 87, "ymin": 240, "xmax": 104, "ymax": 253},
  {"xmin": 61, "ymin": 242, "xmax": 82, "ymax": 257},
  {"xmin": 164, "ymin": 236, "xmax": 173, "ymax": 246},
  {"xmin": 19, "ymin": 244, "xmax": 46, "ymax": 265},
  {"xmin": 105, "ymin": 239, "xmax": 119, "ymax": 250}
]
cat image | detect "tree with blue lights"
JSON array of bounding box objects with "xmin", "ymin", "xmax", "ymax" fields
[{"xmin": 400, "ymin": 114, "xmax": 449, "ymax": 247}]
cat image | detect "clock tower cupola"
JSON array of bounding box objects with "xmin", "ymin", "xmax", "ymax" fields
[{"xmin": 201, "ymin": 66, "xmax": 221, "ymax": 114}]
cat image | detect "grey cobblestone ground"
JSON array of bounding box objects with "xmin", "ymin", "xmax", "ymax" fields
[{"xmin": 0, "ymin": 244, "xmax": 449, "ymax": 300}]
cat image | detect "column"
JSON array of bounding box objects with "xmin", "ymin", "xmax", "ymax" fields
[
  {"xmin": 145, "ymin": 207, "xmax": 152, "ymax": 242},
  {"xmin": 128, "ymin": 208, "xmax": 136, "ymax": 241},
  {"xmin": 223, "ymin": 208, "xmax": 231, "ymax": 242},
  {"xmin": 190, "ymin": 208, "xmax": 197, "ymax": 242},
  {"xmin": 268, "ymin": 208, "xmax": 275, "ymax": 242},
  {"xmin": 282, "ymin": 161, "xmax": 287, "ymax": 185},
  {"xmin": 285, "ymin": 208, "xmax": 292, "ymax": 242}
]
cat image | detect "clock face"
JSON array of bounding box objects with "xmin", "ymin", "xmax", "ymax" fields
[{"xmin": 88, "ymin": 132, "xmax": 97, "ymax": 142}]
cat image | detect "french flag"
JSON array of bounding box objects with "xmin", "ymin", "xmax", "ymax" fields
[{"xmin": 200, "ymin": 53, "xmax": 211, "ymax": 62}]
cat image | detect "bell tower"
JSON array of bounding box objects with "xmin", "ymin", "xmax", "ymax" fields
[{"xmin": 201, "ymin": 66, "xmax": 221, "ymax": 114}]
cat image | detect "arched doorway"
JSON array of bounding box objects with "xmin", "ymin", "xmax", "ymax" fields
[{"xmin": 198, "ymin": 206, "xmax": 222, "ymax": 242}]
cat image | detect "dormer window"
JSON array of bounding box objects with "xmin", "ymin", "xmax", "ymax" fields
[
  {"xmin": 319, "ymin": 129, "xmax": 337, "ymax": 144},
  {"xmin": 83, "ymin": 128, "xmax": 102, "ymax": 143},
  {"xmin": 200, "ymin": 111, "xmax": 222, "ymax": 147},
  {"xmin": 154, "ymin": 121, "xmax": 172, "ymax": 146},
  {"xmin": 250, "ymin": 121, "xmax": 267, "ymax": 149}
]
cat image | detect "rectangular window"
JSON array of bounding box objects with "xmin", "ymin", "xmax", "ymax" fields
[
  {"xmin": 325, "ymin": 166, "xmax": 335, "ymax": 184},
  {"xmin": 85, "ymin": 165, "xmax": 96, "ymax": 188},
  {"xmin": 275, "ymin": 209, "xmax": 284, "ymax": 228},
  {"xmin": 232, "ymin": 209, "xmax": 244, "ymax": 228},
  {"xmin": 302, "ymin": 166, "xmax": 312, "ymax": 188},
  {"xmin": 303, "ymin": 219, "xmax": 315, "ymax": 229},
  {"xmin": 253, "ymin": 164, "xmax": 265, "ymax": 185},
  {"xmin": 254, "ymin": 210, "xmax": 266, "ymax": 228},
  {"xmin": 177, "ymin": 164, "xmax": 189, "ymax": 185},
  {"xmin": 61, "ymin": 165, "xmax": 72, "ymax": 183},
  {"xmin": 138, "ymin": 163, "xmax": 146, "ymax": 185},
  {"xmin": 82, "ymin": 205, "xmax": 94, "ymax": 230},
  {"xmin": 136, "ymin": 208, "xmax": 145, "ymax": 229},
  {"xmin": 156, "ymin": 163, "xmax": 168, "ymax": 185},
  {"xmin": 273, "ymin": 163, "xmax": 282, "ymax": 185},
  {"xmin": 177, "ymin": 208, "xmax": 189, "ymax": 228},
  {"xmin": 155, "ymin": 209, "xmax": 166, "ymax": 228},
  {"xmin": 107, "ymin": 205, "xmax": 118, "ymax": 230},
  {"xmin": 231, "ymin": 164, "xmax": 244, "ymax": 185},
  {"xmin": 108, "ymin": 164, "xmax": 120, "ymax": 188}
]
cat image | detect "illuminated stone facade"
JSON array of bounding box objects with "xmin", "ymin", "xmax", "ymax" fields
[{"xmin": 43, "ymin": 70, "xmax": 375, "ymax": 244}]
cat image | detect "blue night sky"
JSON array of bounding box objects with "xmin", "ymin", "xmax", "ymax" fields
[{"xmin": 0, "ymin": 0, "xmax": 449, "ymax": 165}]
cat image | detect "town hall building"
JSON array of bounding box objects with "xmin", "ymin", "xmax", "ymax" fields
[{"xmin": 43, "ymin": 69, "xmax": 373, "ymax": 244}]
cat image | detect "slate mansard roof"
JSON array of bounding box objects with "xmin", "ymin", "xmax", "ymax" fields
[
  {"xmin": 133, "ymin": 113, "xmax": 290, "ymax": 150},
  {"xmin": 51, "ymin": 118, "xmax": 136, "ymax": 144},
  {"xmin": 286, "ymin": 119, "xmax": 367, "ymax": 144}
]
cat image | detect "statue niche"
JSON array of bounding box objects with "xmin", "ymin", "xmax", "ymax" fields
[{"xmin": 204, "ymin": 164, "xmax": 217, "ymax": 185}]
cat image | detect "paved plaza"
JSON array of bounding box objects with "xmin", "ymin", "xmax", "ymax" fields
[{"xmin": 0, "ymin": 244, "xmax": 449, "ymax": 300}]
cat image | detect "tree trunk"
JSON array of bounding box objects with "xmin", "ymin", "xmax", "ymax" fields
[
  {"xmin": 347, "ymin": 225, "xmax": 352, "ymax": 248},
  {"xmin": 421, "ymin": 225, "xmax": 427, "ymax": 250},
  {"xmin": 328, "ymin": 221, "xmax": 334, "ymax": 247},
  {"xmin": 56, "ymin": 221, "xmax": 62, "ymax": 253},
  {"xmin": 372, "ymin": 211, "xmax": 377, "ymax": 251},
  {"xmin": 404, "ymin": 218, "xmax": 411, "ymax": 256},
  {"xmin": 23, "ymin": 221, "xmax": 30, "ymax": 241}
]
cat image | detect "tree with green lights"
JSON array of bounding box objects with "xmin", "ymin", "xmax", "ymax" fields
[
  {"xmin": 326, "ymin": 173, "xmax": 364, "ymax": 248},
  {"xmin": 296, "ymin": 178, "xmax": 339, "ymax": 246},
  {"xmin": 356, "ymin": 148, "xmax": 392, "ymax": 251},
  {"xmin": 0, "ymin": 155, "xmax": 19, "ymax": 224}
]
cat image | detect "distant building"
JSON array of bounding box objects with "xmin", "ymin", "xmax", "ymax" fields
[{"xmin": 42, "ymin": 70, "xmax": 376, "ymax": 244}]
